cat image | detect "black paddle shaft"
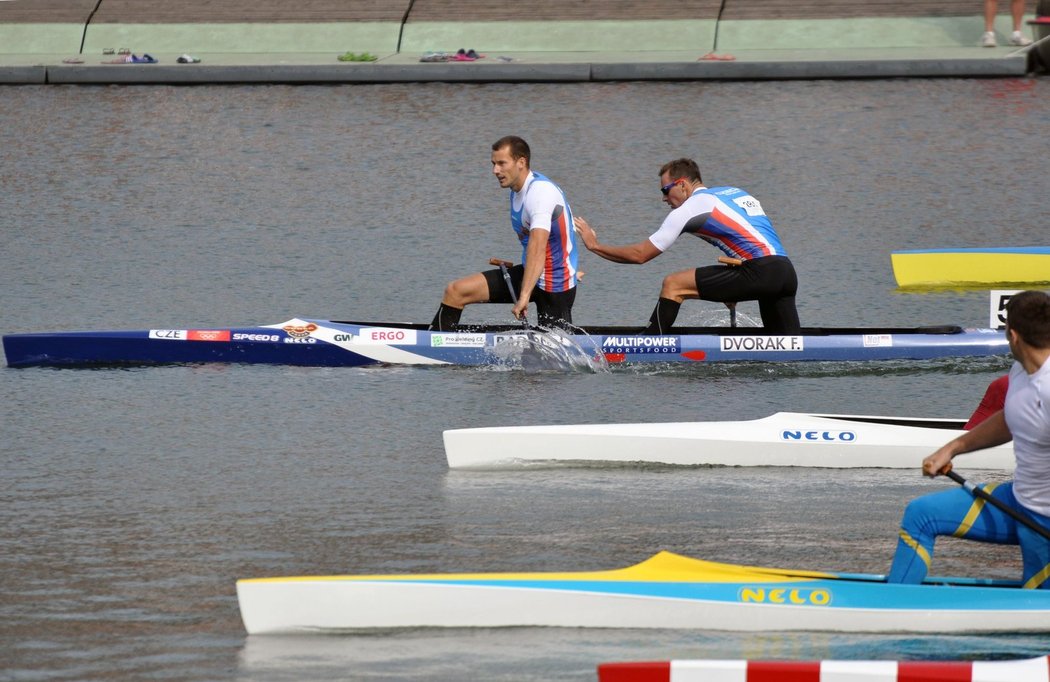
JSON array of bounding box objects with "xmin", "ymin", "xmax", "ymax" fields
[
  {"xmin": 946, "ymin": 470, "xmax": 1050, "ymax": 542},
  {"xmin": 495, "ymin": 261, "xmax": 528, "ymax": 328},
  {"xmin": 498, "ymin": 263, "xmax": 518, "ymax": 302}
]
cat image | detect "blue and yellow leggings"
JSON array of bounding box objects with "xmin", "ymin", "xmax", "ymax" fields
[{"xmin": 887, "ymin": 481, "xmax": 1050, "ymax": 588}]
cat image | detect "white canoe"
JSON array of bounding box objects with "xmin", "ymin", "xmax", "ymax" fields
[{"xmin": 443, "ymin": 412, "xmax": 1014, "ymax": 470}]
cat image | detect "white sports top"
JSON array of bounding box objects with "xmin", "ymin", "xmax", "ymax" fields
[{"xmin": 1008, "ymin": 355, "xmax": 1050, "ymax": 515}]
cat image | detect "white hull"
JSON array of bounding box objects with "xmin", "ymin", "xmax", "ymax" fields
[
  {"xmin": 237, "ymin": 579, "xmax": 1050, "ymax": 635},
  {"xmin": 443, "ymin": 412, "xmax": 1014, "ymax": 470}
]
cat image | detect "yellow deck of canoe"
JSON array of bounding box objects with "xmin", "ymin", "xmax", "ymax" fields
[{"xmin": 891, "ymin": 247, "xmax": 1050, "ymax": 288}]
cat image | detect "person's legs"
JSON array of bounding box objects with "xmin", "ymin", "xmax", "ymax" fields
[
  {"xmin": 887, "ymin": 483, "xmax": 1018, "ymax": 584},
  {"xmin": 642, "ymin": 269, "xmax": 698, "ymax": 334},
  {"xmin": 533, "ymin": 288, "xmax": 576, "ymax": 329},
  {"xmin": 758, "ymin": 296, "xmax": 801, "ymax": 334},
  {"xmin": 1010, "ymin": 0, "xmax": 1025, "ymax": 31},
  {"xmin": 429, "ymin": 267, "xmax": 513, "ymax": 331},
  {"xmin": 985, "ymin": 0, "xmax": 998, "ymax": 32},
  {"xmin": 1019, "ymin": 521, "xmax": 1050, "ymax": 588},
  {"xmin": 1008, "ymin": 0, "xmax": 1032, "ymax": 43},
  {"xmin": 752, "ymin": 257, "xmax": 800, "ymax": 333}
]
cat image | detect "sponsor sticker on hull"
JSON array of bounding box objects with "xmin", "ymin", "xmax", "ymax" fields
[
  {"xmin": 232, "ymin": 333, "xmax": 281, "ymax": 343},
  {"xmin": 782, "ymin": 429, "xmax": 857, "ymax": 442},
  {"xmin": 862, "ymin": 334, "xmax": 892, "ymax": 348},
  {"xmin": 720, "ymin": 336, "xmax": 803, "ymax": 352},
  {"xmin": 431, "ymin": 333, "xmax": 485, "ymax": 348},
  {"xmin": 739, "ymin": 586, "xmax": 831, "ymax": 606},
  {"xmin": 601, "ymin": 336, "xmax": 681, "ymax": 354},
  {"xmin": 150, "ymin": 329, "xmax": 231, "ymax": 342},
  {"xmin": 358, "ymin": 328, "xmax": 418, "ymax": 346}
]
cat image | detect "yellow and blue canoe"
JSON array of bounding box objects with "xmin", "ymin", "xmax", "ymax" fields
[
  {"xmin": 236, "ymin": 551, "xmax": 1050, "ymax": 635},
  {"xmin": 891, "ymin": 247, "xmax": 1050, "ymax": 289}
]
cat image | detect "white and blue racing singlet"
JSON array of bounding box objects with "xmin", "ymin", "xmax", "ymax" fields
[
  {"xmin": 648, "ymin": 185, "xmax": 788, "ymax": 260},
  {"xmin": 510, "ymin": 171, "xmax": 578, "ymax": 292}
]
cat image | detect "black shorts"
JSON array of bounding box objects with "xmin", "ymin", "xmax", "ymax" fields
[
  {"xmin": 483, "ymin": 264, "xmax": 576, "ymax": 328},
  {"xmin": 695, "ymin": 255, "xmax": 800, "ymax": 333}
]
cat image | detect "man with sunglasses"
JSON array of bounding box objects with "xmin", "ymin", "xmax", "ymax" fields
[
  {"xmin": 573, "ymin": 158, "xmax": 800, "ymax": 334},
  {"xmin": 429, "ymin": 135, "xmax": 579, "ymax": 331}
]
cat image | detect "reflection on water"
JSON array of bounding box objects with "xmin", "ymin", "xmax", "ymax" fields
[{"xmin": 239, "ymin": 629, "xmax": 1050, "ymax": 681}]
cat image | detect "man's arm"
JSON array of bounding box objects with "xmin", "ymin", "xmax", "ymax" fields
[
  {"xmin": 923, "ymin": 409, "xmax": 1012, "ymax": 477},
  {"xmin": 573, "ymin": 216, "xmax": 662, "ymax": 264},
  {"xmin": 512, "ymin": 229, "xmax": 548, "ymax": 319}
]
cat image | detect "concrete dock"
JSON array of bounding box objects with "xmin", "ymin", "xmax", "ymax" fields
[{"xmin": 0, "ymin": 0, "xmax": 1042, "ymax": 84}]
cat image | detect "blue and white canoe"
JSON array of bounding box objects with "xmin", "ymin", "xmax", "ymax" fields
[
  {"xmin": 443, "ymin": 412, "xmax": 1015, "ymax": 470},
  {"xmin": 236, "ymin": 551, "xmax": 1050, "ymax": 635},
  {"xmin": 2, "ymin": 317, "xmax": 1007, "ymax": 368}
]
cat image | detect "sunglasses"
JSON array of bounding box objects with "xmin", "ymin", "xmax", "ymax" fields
[{"xmin": 661, "ymin": 177, "xmax": 686, "ymax": 196}]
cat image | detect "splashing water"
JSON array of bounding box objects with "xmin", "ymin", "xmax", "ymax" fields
[{"xmin": 490, "ymin": 324, "xmax": 610, "ymax": 373}]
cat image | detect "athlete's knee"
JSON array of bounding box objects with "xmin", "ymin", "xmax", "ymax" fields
[
  {"xmin": 899, "ymin": 496, "xmax": 940, "ymax": 537},
  {"xmin": 441, "ymin": 280, "xmax": 465, "ymax": 306},
  {"xmin": 442, "ymin": 277, "xmax": 486, "ymax": 307},
  {"xmin": 659, "ymin": 273, "xmax": 696, "ymax": 301}
]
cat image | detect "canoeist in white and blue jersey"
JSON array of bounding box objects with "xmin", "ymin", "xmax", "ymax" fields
[
  {"xmin": 429, "ymin": 135, "xmax": 579, "ymax": 331},
  {"xmin": 888, "ymin": 291, "xmax": 1050, "ymax": 588},
  {"xmin": 573, "ymin": 158, "xmax": 800, "ymax": 334}
]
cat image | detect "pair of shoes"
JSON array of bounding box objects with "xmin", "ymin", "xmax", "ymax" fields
[
  {"xmin": 338, "ymin": 51, "xmax": 377, "ymax": 62},
  {"xmin": 103, "ymin": 53, "xmax": 156, "ymax": 64},
  {"xmin": 453, "ymin": 48, "xmax": 482, "ymax": 61},
  {"xmin": 1010, "ymin": 31, "xmax": 1033, "ymax": 46},
  {"xmin": 982, "ymin": 31, "xmax": 997, "ymax": 47},
  {"xmin": 176, "ymin": 54, "xmax": 201, "ymax": 63},
  {"xmin": 118, "ymin": 47, "xmax": 131, "ymax": 55},
  {"xmin": 102, "ymin": 47, "xmax": 115, "ymax": 55}
]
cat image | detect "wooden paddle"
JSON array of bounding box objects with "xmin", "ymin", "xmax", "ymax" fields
[
  {"xmin": 489, "ymin": 258, "xmax": 528, "ymax": 328},
  {"xmin": 718, "ymin": 256, "xmax": 742, "ymax": 328},
  {"xmin": 946, "ymin": 470, "xmax": 1050, "ymax": 542}
]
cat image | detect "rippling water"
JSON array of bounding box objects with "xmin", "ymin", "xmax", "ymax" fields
[{"xmin": 2, "ymin": 78, "xmax": 1049, "ymax": 680}]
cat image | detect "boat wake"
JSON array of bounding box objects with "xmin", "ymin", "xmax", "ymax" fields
[{"xmin": 490, "ymin": 324, "xmax": 609, "ymax": 373}]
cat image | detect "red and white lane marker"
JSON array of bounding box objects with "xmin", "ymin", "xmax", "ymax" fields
[{"xmin": 597, "ymin": 656, "xmax": 1050, "ymax": 682}]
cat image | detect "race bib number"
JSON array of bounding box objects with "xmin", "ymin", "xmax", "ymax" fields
[{"xmin": 733, "ymin": 195, "xmax": 765, "ymax": 217}]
